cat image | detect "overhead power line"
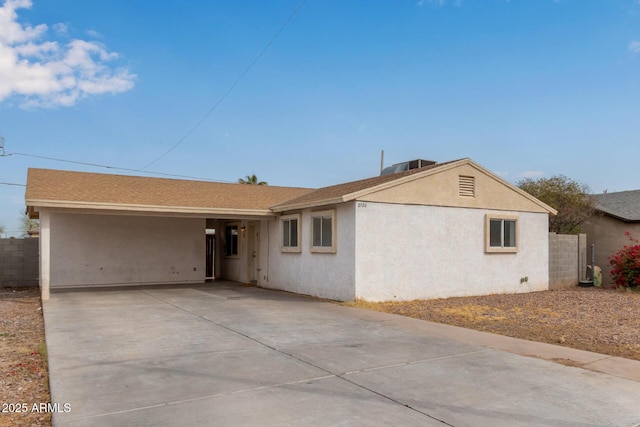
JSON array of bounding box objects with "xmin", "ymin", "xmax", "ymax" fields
[
  {"xmin": 0, "ymin": 2, "xmax": 305, "ymax": 183},
  {"xmin": 138, "ymin": 0, "xmax": 306, "ymax": 171},
  {"xmin": 2, "ymin": 152, "xmax": 232, "ymax": 182}
]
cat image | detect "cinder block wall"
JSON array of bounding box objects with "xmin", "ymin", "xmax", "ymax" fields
[
  {"xmin": 0, "ymin": 238, "xmax": 39, "ymax": 287},
  {"xmin": 549, "ymin": 233, "xmax": 587, "ymax": 290}
]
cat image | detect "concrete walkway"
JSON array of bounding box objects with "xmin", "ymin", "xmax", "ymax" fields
[{"xmin": 43, "ymin": 282, "xmax": 640, "ymax": 426}]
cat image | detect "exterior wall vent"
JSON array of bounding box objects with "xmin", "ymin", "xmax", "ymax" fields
[{"xmin": 459, "ymin": 175, "xmax": 475, "ymax": 197}]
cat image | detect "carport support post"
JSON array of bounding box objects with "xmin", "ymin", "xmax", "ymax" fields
[{"xmin": 39, "ymin": 211, "xmax": 50, "ymax": 301}]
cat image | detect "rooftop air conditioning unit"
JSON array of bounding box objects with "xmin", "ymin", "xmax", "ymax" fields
[{"xmin": 380, "ymin": 159, "xmax": 436, "ymax": 176}]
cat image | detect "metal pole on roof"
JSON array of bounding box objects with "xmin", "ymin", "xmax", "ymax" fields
[
  {"xmin": 380, "ymin": 149, "xmax": 384, "ymax": 174},
  {"xmin": 0, "ymin": 136, "xmax": 4, "ymax": 156}
]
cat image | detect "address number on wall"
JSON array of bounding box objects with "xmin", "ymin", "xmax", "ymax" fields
[{"xmin": 357, "ymin": 202, "xmax": 368, "ymax": 208}]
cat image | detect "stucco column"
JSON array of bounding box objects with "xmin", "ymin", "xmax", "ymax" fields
[{"xmin": 39, "ymin": 211, "xmax": 50, "ymax": 301}]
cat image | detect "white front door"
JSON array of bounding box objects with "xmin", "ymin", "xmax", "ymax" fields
[{"xmin": 247, "ymin": 223, "xmax": 260, "ymax": 283}]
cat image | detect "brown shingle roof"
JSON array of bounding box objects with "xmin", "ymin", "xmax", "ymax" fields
[
  {"xmin": 26, "ymin": 158, "xmax": 557, "ymax": 218},
  {"xmin": 26, "ymin": 169, "xmax": 313, "ymax": 214}
]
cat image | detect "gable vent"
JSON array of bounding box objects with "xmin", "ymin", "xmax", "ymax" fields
[{"xmin": 459, "ymin": 175, "xmax": 475, "ymax": 197}]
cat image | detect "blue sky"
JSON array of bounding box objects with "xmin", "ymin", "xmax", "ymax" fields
[{"xmin": 1, "ymin": 0, "xmax": 640, "ymax": 236}]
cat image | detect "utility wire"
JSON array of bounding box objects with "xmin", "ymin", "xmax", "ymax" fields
[
  {"xmin": 3, "ymin": 152, "xmax": 232, "ymax": 182},
  {"xmin": 138, "ymin": 0, "xmax": 306, "ymax": 171},
  {"xmin": 0, "ymin": 182, "xmax": 25, "ymax": 187},
  {"xmin": 0, "ymin": 2, "xmax": 305, "ymax": 182}
]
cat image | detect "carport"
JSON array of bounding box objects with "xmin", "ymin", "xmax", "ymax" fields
[{"xmin": 25, "ymin": 168, "xmax": 311, "ymax": 300}]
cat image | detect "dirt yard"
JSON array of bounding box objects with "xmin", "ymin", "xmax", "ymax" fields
[
  {"xmin": 0, "ymin": 287, "xmax": 51, "ymax": 427},
  {"xmin": 349, "ymin": 287, "xmax": 640, "ymax": 361}
]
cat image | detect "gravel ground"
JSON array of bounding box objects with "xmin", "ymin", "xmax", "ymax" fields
[
  {"xmin": 0, "ymin": 288, "xmax": 51, "ymax": 427},
  {"xmin": 351, "ymin": 287, "xmax": 640, "ymax": 361}
]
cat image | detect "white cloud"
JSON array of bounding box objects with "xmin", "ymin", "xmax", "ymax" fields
[
  {"xmin": 0, "ymin": 0, "xmax": 135, "ymax": 109},
  {"xmin": 53, "ymin": 22, "xmax": 67, "ymax": 36},
  {"xmin": 629, "ymin": 40, "xmax": 640, "ymax": 54},
  {"xmin": 417, "ymin": 0, "xmax": 446, "ymax": 6},
  {"xmin": 519, "ymin": 170, "xmax": 546, "ymax": 179},
  {"xmin": 86, "ymin": 29, "xmax": 103, "ymax": 39}
]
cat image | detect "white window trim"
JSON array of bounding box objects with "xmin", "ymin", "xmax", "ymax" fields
[
  {"xmin": 280, "ymin": 213, "xmax": 301, "ymax": 253},
  {"xmin": 224, "ymin": 221, "xmax": 241, "ymax": 258},
  {"xmin": 310, "ymin": 209, "xmax": 337, "ymax": 254},
  {"xmin": 485, "ymin": 214, "xmax": 519, "ymax": 253}
]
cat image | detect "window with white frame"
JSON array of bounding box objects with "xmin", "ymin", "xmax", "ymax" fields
[
  {"xmin": 280, "ymin": 214, "xmax": 301, "ymax": 252},
  {"xmin": 485, "ymin": 215, "xmax": 518, "ymax": 253},
  {"xmin": 310, "ymin": 210, "xmax": 336, "ymax": 253}
]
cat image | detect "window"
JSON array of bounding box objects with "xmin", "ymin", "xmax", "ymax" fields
[
  {"xmin": 281, "ymin": 214, "xmax": 301, "ymax": 253},
  {"xmin": 311, "ymin": 210, "xmax": 336, "ymax": 253},
  {"xmin": 224, "ymin": 223, "xmax": 239, "ymax": 257},
  {"xmin": 485, "ymin": 215, "xmax": 518, "ymax": 253}
]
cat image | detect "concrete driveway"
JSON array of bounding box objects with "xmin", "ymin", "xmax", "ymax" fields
[{"xmin": 43, "ymin": 282, "xmax": 640, "ymax": 427}]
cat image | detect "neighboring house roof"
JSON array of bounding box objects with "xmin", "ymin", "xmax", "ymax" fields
[
  {"xmin": 26, "ymin": 169, "xmax": 312, "ymax": 218},
  {"xmin": 594, "ymin": 190, "xmax": 640, "ymax": 222}
]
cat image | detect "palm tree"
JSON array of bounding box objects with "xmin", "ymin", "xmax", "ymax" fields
[
  {"xmin": 238, "ymin": 174, "xmax": 267, "ymax": 185},
  {"xmin": 20, "ymin": 213, "xmax": 39, "ymax": 237}
]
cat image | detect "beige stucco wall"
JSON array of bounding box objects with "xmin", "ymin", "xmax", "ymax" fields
[
  {"xmin": 354, "ymin": 202, "xmax": 549, "ymax": 301},
  {"xmin": 581, "ymin": 214, "xmax": 640, "ymax": 285},
  {"xmin": 264, "ymin": 203, "xmax": 356, "ymax": 301},
  {"xmin": 46, "ymin": 212, "xmax": 205, "ymax": 288},
  {"xmin": 363, "ymin": 163, "xmax": 550, "ymax": 213}
]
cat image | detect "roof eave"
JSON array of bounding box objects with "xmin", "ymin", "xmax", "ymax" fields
[
  {"xmin": 466, "ymin": 160, "xmax": 558, "ymax": 215},
  {"xmin": 596, "ymin": 208, "xmax": 640, "ymax": 223},
  {"xmin": 271, "ymin": 159, "xmax": 470, "ymax": 211},
  {"xmin": 26, "ymin": 199, "xmax": 276, "ymax": 218},
  {"xmin": 271, "ymin": 197, "xmax": 345, "ymax": 213},
  {"xmin": 343, "ymin": 158, "xmax": 469, "ymax": 202},
  {"xmin": 337, "ymin": 158, "xmax": 558, "ymax": 215},
  {"xmin": 270, "ymin": 158, "xmax": 558, "ymax": 215}
]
